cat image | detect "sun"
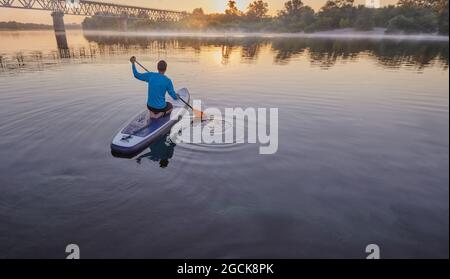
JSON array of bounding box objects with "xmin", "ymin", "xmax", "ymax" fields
[{"xmin": 212, "ymin": 0, "xmax": 249, "ymax": 13}]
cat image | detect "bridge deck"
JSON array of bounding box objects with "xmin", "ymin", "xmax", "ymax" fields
[{"xmin": 0, "ymin": 0, "xmax": 186, "ymax": 21}]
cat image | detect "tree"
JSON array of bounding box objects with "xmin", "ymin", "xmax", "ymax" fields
[
  {"xmin": 336, "ymin": 0, "xmax": 354, "ymax": 8},
  {"xmin": 321, "ymin": 0, "xmax": 354, "ymax": 11},
  {"xmin": 398, "ymin": 0, "xmax": 448, "ymax": 12},
  {"xmin": 185, "ymin": 8, "xmax": 207, "ymax": 29},
  {"xmin": 299, "ymin": 6, "xmax": 316, "ymax": 26},
  {"xmin": 438, "ymin": 6, "xmax": 449, "ymax": 34},
  {"xmin": 246, "ymin": 1, "xmax": 269, "ymax": 19},
  {"xmin": 225, "ymin": 0, "xmax": 242, "ymax": 16},
  {"xmin": 317, "ymin": 0, "xmax": 356, "ymax": 30},
  {"xmin": 436, "ymin": 0, "xmax": 449, "ymax": 12},
  {"xmin": 354, "ymin": 7, "xmax": 375, "ymax": 30},
  {"xmin": 192, "ymin": 8, "xmax": 205, "ymax": 17},
  {"xmin": 386, "ymin": 14, "xmax": 417, "ymax": 33},
  {"xmin": 277, "ymin": 1, "xmax": 316, "ymax": 31},
  {"xmin": 280, "ymin": 0, "xmax": 304, "ymax": 17}
]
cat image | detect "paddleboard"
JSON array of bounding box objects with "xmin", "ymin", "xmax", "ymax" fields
[{"xmin": 111, "ymin": 88, "xmax": 190, "ymax": 156}]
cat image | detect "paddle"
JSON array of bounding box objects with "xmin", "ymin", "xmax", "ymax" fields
[{"xmin": 134, "ymin": 59, "xmax": 205, "ymax": 120}]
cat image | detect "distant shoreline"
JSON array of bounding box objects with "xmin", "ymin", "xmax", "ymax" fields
[
  {"xmin": 1, "ymin": 26, "xmax": 448, "ymax": 42},
  {"xmin": 0, "ymin": 21, "xmax": 81, "ymax": 31}
]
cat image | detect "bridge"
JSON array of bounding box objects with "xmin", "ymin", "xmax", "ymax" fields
[
  {"xmin": 0, "ymin": 0, "xmax": 187, "ymax": 21},
  {"xmin": 0, "ymin": 0, "xmax": 187, "ymax": 51}
]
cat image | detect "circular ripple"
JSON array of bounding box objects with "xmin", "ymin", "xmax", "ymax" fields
[{"xmin": 172, "ymin": 114, "xmax": 248, "ymax": 153}]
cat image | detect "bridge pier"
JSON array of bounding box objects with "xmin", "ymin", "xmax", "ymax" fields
[
  {"xmin": 118, "ymin": 16, "xmax": 128, "ymax": 32},
  {"xmin": 51, "ymin": 11, "xmax": 69, "ymax": 53}
]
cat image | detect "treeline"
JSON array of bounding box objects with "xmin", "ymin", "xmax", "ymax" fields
[
  {"xmin": 82, "ymin": 0, "xmax": 449, "ymax": 35},
  {"xmin": 0, "ymin": 21, "xmax": 52, "ymax": 30},
  {"xmin": 0, "ymin": 21, "xmax": 81, "ymax": 30}
]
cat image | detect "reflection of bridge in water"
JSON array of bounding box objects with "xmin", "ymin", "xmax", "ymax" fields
[{"xmin": 0, "ymin": 0, "xmax": 187, "ymax": 51}]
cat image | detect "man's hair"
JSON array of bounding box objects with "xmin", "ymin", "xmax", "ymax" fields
[{"xmin": 157, "ymin": 60, "xmax": 167, "ymax": 72}]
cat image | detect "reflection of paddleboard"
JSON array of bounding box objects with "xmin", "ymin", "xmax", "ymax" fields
[{"xmin": 111, "ymin": 88, "xmax": 190, "ymax": 156}]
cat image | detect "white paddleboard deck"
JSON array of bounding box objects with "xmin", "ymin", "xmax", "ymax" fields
[{"xmin": 111, "ymin": 88, "xmax": 190, "ymax": 156}]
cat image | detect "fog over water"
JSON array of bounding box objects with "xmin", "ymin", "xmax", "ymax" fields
[{"xmin": 79, "ymin": 29, "xmax": 450, "ymax": 41}]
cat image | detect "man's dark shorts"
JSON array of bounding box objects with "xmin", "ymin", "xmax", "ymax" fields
[{"xmin": 147, "ymin": 102, "xmax": 173, "ymax": 115}]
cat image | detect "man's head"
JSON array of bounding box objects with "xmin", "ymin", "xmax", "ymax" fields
[{"xmin": 157, "ymin": 60, "xmax": 167, "ymax": 73}]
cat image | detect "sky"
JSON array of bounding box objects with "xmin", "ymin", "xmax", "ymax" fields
[{"xmin": 0, "ymin": 0, "xmax": 399, "ymax": 24}]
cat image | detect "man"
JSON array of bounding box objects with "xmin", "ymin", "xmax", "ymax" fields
[{"xmin": 130, "ymin": 56, "xmax": 178, "ymax": 119}]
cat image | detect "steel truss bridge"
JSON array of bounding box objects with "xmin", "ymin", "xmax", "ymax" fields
[{"xmin": 0, "ymin": 0, "xmax": 187, "ymax": 21}]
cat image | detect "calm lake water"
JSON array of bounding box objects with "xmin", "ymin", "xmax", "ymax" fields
[{"xmin": 0, "ymin": 30, "xmax": 448, "ymax": 259}]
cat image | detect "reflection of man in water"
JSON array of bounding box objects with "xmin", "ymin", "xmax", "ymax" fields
[{"xmin": 136, "ymin": 135, "xmax": 176, "ymax": 168}]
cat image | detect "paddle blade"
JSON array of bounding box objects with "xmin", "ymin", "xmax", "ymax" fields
[{"xmin": 193, "ymin": 109, "xmax": 205, "ymax": 119}]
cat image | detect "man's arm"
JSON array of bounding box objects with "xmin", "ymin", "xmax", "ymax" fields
[
  {"xmin": 167, "ymin": 79, "xmax": 178, "ymax": 100},
  {"xmin": 130, "ymin": 56, "xmax": 149, "ymax": 82},
  {"xmin": 132, "ymin": 63, "xmax": 149, "ymax": 82}
]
